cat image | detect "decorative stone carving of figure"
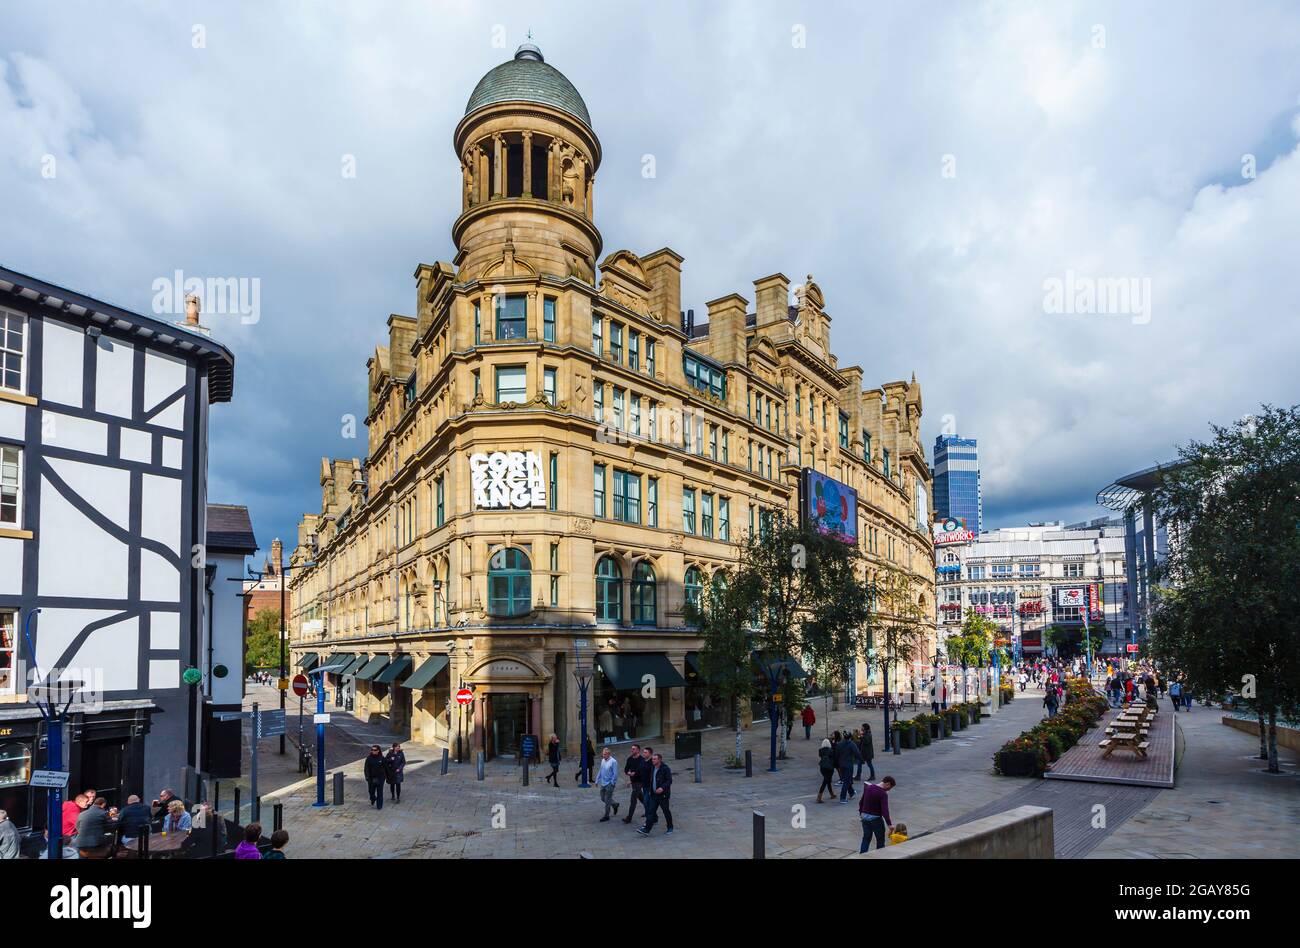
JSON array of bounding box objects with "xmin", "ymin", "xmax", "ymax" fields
[{"xmin": 561, "ymin": 155, "xmax": 579, "ymax": 206}]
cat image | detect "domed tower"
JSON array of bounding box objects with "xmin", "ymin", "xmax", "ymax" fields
[{"xmin": 453, "ymin": 44, "xmax": 602, "ymax": 284}]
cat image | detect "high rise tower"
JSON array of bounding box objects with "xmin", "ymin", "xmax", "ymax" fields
[{"xmin": 932, "ymin": 434, "xmax": 982, "ymax": 534}]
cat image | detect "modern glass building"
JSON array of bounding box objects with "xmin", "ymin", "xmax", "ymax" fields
[{"xmin": 933, "ymin": 435, "xmax": 982, "ymax": 534}]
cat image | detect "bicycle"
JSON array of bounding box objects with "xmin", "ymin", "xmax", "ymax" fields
[{"xmin": 298, "ymin": 745, "xmax": 313, "ymax": 776}]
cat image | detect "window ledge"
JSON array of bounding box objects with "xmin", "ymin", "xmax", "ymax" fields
[
  {"xmin": 0, "ymin": 528, "xmax": 33, "ymax": 540},
  {"xmin": 0, "ymin": 389, "xmax": 36, "ymax": 406}
]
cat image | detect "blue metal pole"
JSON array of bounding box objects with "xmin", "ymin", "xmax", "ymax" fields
[
  {"xmin": 314, "ymin": 675, "xmax": 327, "ymax": 806},
  {"xmin": 46, "ymin": 711, "xmax": 62, "ymax": 860},
  {"xmin": 578, "ymin": 679, "xmax": 590, "ymax": 788}
]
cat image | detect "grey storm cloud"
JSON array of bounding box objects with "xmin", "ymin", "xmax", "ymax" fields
[{"xmin": 2, "ymin": 0, "xmax": 1298, "ymax": 555}]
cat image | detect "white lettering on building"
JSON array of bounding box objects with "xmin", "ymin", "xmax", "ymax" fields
[{"xmin": 470, "ymin": 451, "xmax": 546, "ymax": 509}]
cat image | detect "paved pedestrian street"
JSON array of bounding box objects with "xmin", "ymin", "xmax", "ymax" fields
[{"xmin": 245, "ymin": 685, "xmax": 1299, "ymax": 859}]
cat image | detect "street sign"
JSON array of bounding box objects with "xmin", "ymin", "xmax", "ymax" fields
[
  {"xmin": 313, "ymin": 713, "xmax": 331, "ymax": 724},
  {"xmin": 256, "ymin": 708, "xmax": 287, "ymax": 738},
  {"xmin": 455, "ymin": 687, "xmax": 474, "ymax": 706},
  {"xmin": 1126, "ymin": 644, "xmax": 1140, "ymax": 653},
  {"xmin": 214, "ymin": 710, "xmax": 249, "ymax": 722},
  {"xmin": 29, "ymin": 770, "xmax": 70, "ymax": 789},
  {"xmin": 292, "ymin": 674, "xmax": 309, "ymax": 697},
  {"xmin": 277, "ymin": 677, "xmax": 290, "ymax": 691}
]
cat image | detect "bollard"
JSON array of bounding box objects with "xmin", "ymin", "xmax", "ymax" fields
[
  {"xmin": 253, "ymin": 795, "xmax": 262, "ymax": 824},
  {"xmin": 521, "ymin": 759, "xmax": 529, "ymax": 786},
  {"xmin": 744, "ymin": 749, "xmax": 753, "ymax": 778},
  {"xmin": 752, "ymin": 811, "xmax": 765, "ymax": 860},
  {"xmin": 476, "ymin": 751, "xmax": 486, "ymax": 781},
  {"xmin": 694, "ymin": 753, "xmax": 702, "ymax": 783},
  {"xmin": 210, "ymin": 813, "xmax": 220, "ymax": 855},
  {"xmin": 214, "ymin": 781, "xmax": 220, "ymax": 812},
  {"xmin": 332, "ymin": 771, "xmax": 344, "ymax": 805},
  {"xmin": 273, "ymin": 802, "xmax": 283, "ymax": 833},
  {"xmin": 233, "ymin": 787, "xmax": 242, "ymax": 826},
  {"xmin": 440, "ymin": 748, "xmax": 449, "ymax": 775}
]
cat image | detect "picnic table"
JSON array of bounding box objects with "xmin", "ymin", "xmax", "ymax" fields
[
  {"xmin": 117, "ymin": 831, "xmax": 188, "ymax": 859},
  {"xmin": 1098, "ymin": 730, "xmax": 1150, "ymax": 759}
]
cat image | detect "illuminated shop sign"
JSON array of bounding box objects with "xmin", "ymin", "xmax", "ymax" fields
[
  {"xmin": 933, "ymin": 517, "xmax": 975, "ymax": 546},
  {"xmin": 470, "ymin": 450, "xmax": 546, "ymax": 509}
]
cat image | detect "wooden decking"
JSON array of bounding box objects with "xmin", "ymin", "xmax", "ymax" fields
[{"xmin": 1044, "ymin": 702, "xmax": 1176, "ymax": 789}]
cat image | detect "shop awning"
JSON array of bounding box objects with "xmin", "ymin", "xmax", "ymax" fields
[
  {"xmin": 752, "ymin": 652, "xmax": 809, "ymax": 680},
  {"xmin": 596, "ymin": 653, "xmax": 687, "ymax": 691},
  {"xmin": 354, "ymin": 654, "xmax": 391, "ymax": 681},
  {"xmin": 685, "ymin": 652, "xmax": 703, "ymax": 676},
  {"xmin": 373, "ymin": 656, "xmax": 413, "ymax": 685},
  {"xmin": 403, "ymin": 655, "xmax": 450, "ymax": 691},
  {"xmin": 297, "ymin": 652, "xmax": 318, "ymax": 670},
  {"xmin": 340, "ymin": 654, "xmax": 370, "ymax": 676},
  {"xmin": 321, "ymin": 652, "xmax": 354, "ymax": 674}
]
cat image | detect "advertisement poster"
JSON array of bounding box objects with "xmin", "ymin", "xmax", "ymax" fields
[
  {"xmin": 1056, "ymin": 587, "xmax": 1086, "ymax": 607},
  {"xmin": 800, "ymin": 468, "xmax": 858, "ymax": 543}
]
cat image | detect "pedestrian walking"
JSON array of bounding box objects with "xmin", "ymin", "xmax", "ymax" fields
[
  {"xmin": 859, "ymin": 724, "xmax": 876, "ymax": 782},
  {"xmin": 1044, "ymin": 686, "xmax": 1059, "ymax": 718},
  {"xmin": 816, "ymin": 739, "xmax": 836, "ymax": 803},
  {"xmin": 0, "ymin": 809, "xmax": 19, "ymax": 860},
  {"xmin": 622, "ymin": 743, "xmax": 646, "ymax": 823},
  {"xmin": 801, "ymin": 703, "xmax": 816, "ymax": 739},
  {"xmin": 544, "ymin": 734, "xmax": 562, "ymax": 785},
  {"xmin": 857, "ymin": 776, "xmax": 895, "ymax": 853},
  {"xmin": 596, "ymin": 747, "xmax": 621, "ymax": 822},
  {"xmin": 385, "ymin": 743, "xmax": 406, "ymax": 802},
  {"xmin": 637, "ymin": 752, "xmax": 673, "ymax": 836},
  {"xmin": 835, "ymin": 730, "xmax": 862, "ymax": 803},
  {"xmin": 364, "ymin": 744, "xmax": 391, "ymax": 810},
  {"xmin": 1168, "ymin": 679, "xmax": 1183, "ymax": 712}
]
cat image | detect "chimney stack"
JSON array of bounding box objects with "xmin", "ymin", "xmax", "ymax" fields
[{"xmin": 184, "ymin": 293, "xmax": 201, "ymax": 326}]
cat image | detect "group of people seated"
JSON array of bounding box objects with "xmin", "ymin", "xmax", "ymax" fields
[{"xmin": 59, "ymin": 786, "xmax": 218, "ymax": 859}]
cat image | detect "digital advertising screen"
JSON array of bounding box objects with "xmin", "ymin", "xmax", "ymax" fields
[{"xmin": 800, "ymin": 468, "xmax": 859, "ymax": 543}]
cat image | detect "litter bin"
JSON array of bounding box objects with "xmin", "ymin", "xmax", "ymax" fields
[{"xmin": 674, "ymin": 730, "xmax": 702, "ymax": 760}]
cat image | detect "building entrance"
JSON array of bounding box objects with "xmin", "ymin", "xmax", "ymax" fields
[{"xmin": 486, "ymin": 693, "xmax": 529, "ymax": 759}]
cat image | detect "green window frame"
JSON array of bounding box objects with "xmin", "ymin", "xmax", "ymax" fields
[
  {"xmin": 488, "ymin": 547, "xmax": 531, "ymax": 617},
  {"xmin": 632, "ymin": 561, "xmax": 656, "ymax": 626},
  {"xmin": 435, "ymin": 475, "xmax": 445, "ymax": 527},
  {"xmin": 593, "ymin": 463, "xmax": 606, "ymax": 518},
  {"xmin": 543, "ymin": 297, "xmax": 556, "ymax": 342},
  {"xmin": 701, "ymin": 492, "xmax": 713, "ymax": 539},
  {"xmin": 596, "ymin": 556, "xmax": 622, "ymax": 623},
  {"xmin": 647, "ymin": 477, "xmax": 658, "ymax": 527},
  {"xmin": 684, "ymin": 566, "xmax": 704, "ymax": 610},
  {"xmin": 495, "ymin": 293, "xmax": 527, "ymax": 340},
  {"xmin": 683, "ymin": 487, "xmax": 696, "ymax": 534},
  {"xmin": 718, "ymin": 497, "xmax": 730, "ymax": 541},
  {"xmin": 548, "ymin": 453, "xmax": 558, "ymax": 511}
]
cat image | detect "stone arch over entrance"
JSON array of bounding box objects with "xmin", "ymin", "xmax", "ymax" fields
[{"xmin": 464, "ymin": 652, "xmax": 551, "ymax": 760}]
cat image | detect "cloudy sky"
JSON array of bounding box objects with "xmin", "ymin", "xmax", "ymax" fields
[{"xmin": 3, "ymin": 0, "xmax": 1298, "ymax": 555}]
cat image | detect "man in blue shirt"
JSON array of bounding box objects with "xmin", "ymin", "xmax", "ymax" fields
[
  {"xmin": 636, "ymin": 753, "xmax": 673, "ymax": 836},
  {"xmin": 595, "ymin": 747, "xmax": 620, "ymax": 822}
]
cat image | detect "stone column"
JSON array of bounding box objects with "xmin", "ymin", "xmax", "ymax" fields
[
  {"xmin": 547, "ymin": 141, "xmax": 557, "ymax": 202},
  {"xmin": 586, "ymin": 173, "xmax": 594, "ymax": 218},
  {"xmin": 521, "ymin": 131, "xmax": 533, "ymax": 197},
  {"xmin": 492, "ymin": 135, "xmax": 504, "ymax": 198},
  {"xmin": 477, "ymin": 143, "xmax": 489, "ymax": 203}
]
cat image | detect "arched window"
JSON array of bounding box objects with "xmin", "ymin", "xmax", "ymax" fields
[
  {"xmin": 632, "ymin": 561, "xmax": 656, "ymax": 626},
  {"xmin": 488, "ymin": 547, "xmax": 531, "ymax": 617},
  {"xmin": 596, "ymin": 556, "xmax": 622, "ymax": 622},
  {"xmin": 684, "ymin": 566, "xmax": 704, "ymax": 610}
]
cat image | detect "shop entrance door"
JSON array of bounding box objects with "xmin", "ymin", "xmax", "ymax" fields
[
  {"xmin": 80, "ymin": 737, "xmax": 128, "ymax": 809},
  {"xmin": 486, "ymin": 693, "xmax": 528, "ymax": 759}
]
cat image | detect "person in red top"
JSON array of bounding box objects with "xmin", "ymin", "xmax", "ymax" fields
[
  {"xmin": 61, "ymin": 790, "xmax": 92, "ymax": 840},
  {"xmin": 801, "ymin": 704, "xmax": 816, "ymax": 740},
  {"xmin": 857, "ymin": 776, "xmax": 895, "ymax": 853}
]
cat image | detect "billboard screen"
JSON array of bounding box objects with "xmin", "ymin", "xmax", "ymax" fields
[
  {"xmin": 800, "ymin": 468, "xmax": 858, "ymax": 543},
  {"xmin": 1056, "ymin": 587, "xmax": 1086, "ymax": 607}
]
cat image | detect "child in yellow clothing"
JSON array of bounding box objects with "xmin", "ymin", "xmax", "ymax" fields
[{"xmin": 888, "ymin": 823, "xmax": 909, "ymax": 845}]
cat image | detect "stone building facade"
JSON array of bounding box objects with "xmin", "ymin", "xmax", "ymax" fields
[{"xmin": 287, "ymin": 45, "xmax": 934, "ymax": 758}]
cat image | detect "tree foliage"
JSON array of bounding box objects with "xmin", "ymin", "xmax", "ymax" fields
[{"xmin": 245, "ymin": 608, "xmax": 283, "ymax": 670}]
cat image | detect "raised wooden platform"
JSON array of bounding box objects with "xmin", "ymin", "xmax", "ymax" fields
[{"xmin": 1044, "ymin": 702, "xmax": 1176, "ymax": 788}]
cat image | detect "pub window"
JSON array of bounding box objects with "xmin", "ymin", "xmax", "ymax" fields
[
  {"xmin": 0, "ymin": 608, "xmax": 15, "ymax": 694},
  {"xmin": 0, "ymin": 310, "xmax": 25, "ymax": 394},
  {"xmin": 495, "ymin": 294, "xmax": 527, "ymax": 340},
  {"xmin": 487, "ymin": 547, "xmax": 531, "ymax": 617},
  {"xmin": 596, "ymin": 556, "xmax": 623, "ymax": 623},
  {"xmin": 0, "ymin": 446, "xmax": 20, "ymax": 527}
]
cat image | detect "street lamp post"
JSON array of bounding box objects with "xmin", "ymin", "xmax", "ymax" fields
[{"xmin": 573, "ymin": 641, "xmax": 595, "ymax": 788}]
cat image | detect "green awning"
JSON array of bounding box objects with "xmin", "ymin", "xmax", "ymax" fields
[
  {"xmin": 354, "ymin": 654, "xmax": 391, "ymax": 681},
  {"xmin": 685, "ymin": 652, "xmax": 703, "ymax": 676},
  {"xmin": 752, "ymin": 652, "xmax": 809, "ymax": 680},
  {"xmin": 374, "ymin": 656, "xmax": 413, "ymax": 685},
  {"xmin": 322, "ymin": 652, "xmax": 354, "ymax": 674},
  {"xmin": 596, "ymin": 653, "xmax": 687, "ymax": 691},
  {"xmin": 403, "ymin": 655, "xmax": 450, "ymax": 691},
  {"xmin": 297, "ymin": 652, "xmax": 318, "ymax": 670},
  {"xmin": 340, "ymin": 654, "xmax": 370, "ymax": 676}
]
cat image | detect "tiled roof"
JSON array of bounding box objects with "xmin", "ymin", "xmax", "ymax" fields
[
  {"xmin": 207, "ymin": 504, "xmax": 258, "ymax": 554},
  {"xmin": 465, "ymin": 46, "xmax": 591, "ymax": 128}
]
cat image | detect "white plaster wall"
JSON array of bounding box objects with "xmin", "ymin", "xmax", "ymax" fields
[
  {"xmin": 41, "ymin": 319, "xmax": 84, "ymax": 408},
  {"xmin": 37, "ymin": 474, "xmax": 129, "ymax": 599},
  {"xmin": 144, "ymin": 350, "xmax": 186, "ymax": 413},
  {"xmin": 0, "ymin": 536, "xmax": 22, "ymax": 594},
  {"xmin": 208, "ymin": 551, "xmax": 246, "ymax": 705},
  {"xmin": 33, "ymin": 608, "xmax": 137, "ymax": 693},
  {"xmin": 0, "ymin": 400, "xmax": 23, "ymax": 440},
  {"xmin": 120, "ymin": 426, "xmax": 152, "ymax": 464},
  {"xmin": 140, "ymin": 472, "xmax": 181, "ymax": 552},
  {"xmin": 94, "ymin": 337, "xmax": 134, "ymax": 418},
  {"xmin": 45, "ymin": 456, "xmax": 130, "ymax": 529},
  {"xmin": 42, "ymin": 411, "xmax": 107, "ymax": 455}
]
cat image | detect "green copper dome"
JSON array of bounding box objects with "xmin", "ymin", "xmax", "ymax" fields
[{"xmin": 464, "ymin": 45, "xmax": 591, "ymax": 128}]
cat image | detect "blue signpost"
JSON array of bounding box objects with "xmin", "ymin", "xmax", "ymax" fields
[{"xmin": 306, "ymin": 663, "xmax": 344, "ymax": 806}]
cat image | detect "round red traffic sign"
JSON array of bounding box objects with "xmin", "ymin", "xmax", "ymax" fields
[
  {"xmin": 292, "ymin": 674, "xmax": 309, "ymax": 697},
  {"xmin": 455, "ymin": 687, "xmax": 474, "ymax": 706}
]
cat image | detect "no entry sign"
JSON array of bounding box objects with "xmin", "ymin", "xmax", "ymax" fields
[
  {"xmin": 456, "ymin": 687, "xmax": 474, "ymax": 706},
  {"xmin": 292, "ymin": 674, "xmax": 309, "ymax": 697}
]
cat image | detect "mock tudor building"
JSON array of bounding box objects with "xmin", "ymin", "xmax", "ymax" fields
[
  {"xmin": 0, "ymin": 266, "xmax": 236, "ymax": 834},
  {"xmin": 287, "ymin": 45, "xmax": 934, "ymax": 759}
]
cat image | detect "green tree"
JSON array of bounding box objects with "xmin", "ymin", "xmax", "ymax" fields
[
  {"xmin": 691, "ymin": 566, "xmax": 761, "ymax": 764},
  {"xmin": 245, "ymin": 608, "xmax": 283, "ymax": 672},
  {"xmin": 870, "ymin": 564, "xmax": 931, "ymax": 745},
  {"xmin": 1148, "ymin": 405, "xmax": 1300, "ymax": 773},
  {"xmin": 948, "ymin": 611, "xmax": 996, "ymax": 702}
]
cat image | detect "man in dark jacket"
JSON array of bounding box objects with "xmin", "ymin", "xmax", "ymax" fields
[
  {"xmin": 636, "ymin": 753, "xmax": 673, "ymax": 836},
  {"xmin": 363, "ymin": 745, "xmax": 391, "ymax": 810},
  {"xmin": 858, "ymin": 725, "xmax": 876, "ymax": 782},
  {"xmin": 834, "ymin": 733, "xmax": 862, "ymax": 803},
  {"xmin": 117, "ymin": 794, "xmax": 152, "ymax": 844},
  {"xmin": 622, "ymin": 744, "xmax": 645, "ymax": 824}
]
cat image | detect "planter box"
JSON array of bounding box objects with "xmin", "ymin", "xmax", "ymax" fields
[
  {"xmin": 895, "ymin": 727, "xmax": 917, "ymax": 749},
  {"xmin": 996, "ymin": 750, "xmax": 1041, "ymax": 777},
  {"xmin": 927, "ymin": 719, "xmax": 942, "ymax": 740},
  {"xmin": 970, "ymin": 706, "xmax": 982, "ymax": 723}
]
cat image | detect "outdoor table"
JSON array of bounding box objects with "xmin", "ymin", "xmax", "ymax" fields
[
  {"xmin": 145, "ymin": 831, "xmax": 188, "ymax": 858},
  {"xmin": 1100, "ymin": 731, "xmax": 1148, "ymax": 759}
]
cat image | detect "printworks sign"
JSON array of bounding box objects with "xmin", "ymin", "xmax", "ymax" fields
[
  {"xmin": 933, "ymin": 517, "xmax": 975, "ymax": 546},
  {"xmin": 470, "ymin": 450, "xmax": 546, "ymax": 509}
]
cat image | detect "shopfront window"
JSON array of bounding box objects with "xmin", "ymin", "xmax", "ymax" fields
[
  {"xmin": 0, "ymin": 740, "xmax": 31, "ymax": 827},
  {"xmin": 596, "ymin": 556, "xmax": 622, "ymax": 623},
  {"xmin": 0, "ymin": 609, "xmax": 14, "ymax": 693},
  {"xmin": 595, "ymin": 676, "xmax": 660, "ymax": 745},
  {"xmin": 631, "ymin": 561, "xmax": 656, "ymax": 626},
  {"xmin": 487, "ymin": 547, "xmax": 531, "ymax": 617}
]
